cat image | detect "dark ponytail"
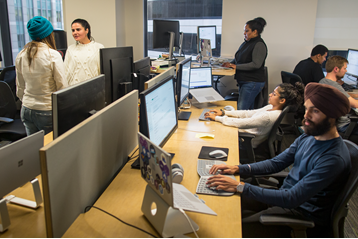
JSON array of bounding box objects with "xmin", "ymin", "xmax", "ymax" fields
[
  {"xmin": 71, "ymin": 18, "xmax": 92, "ymax": 41},
  {"xmin": 277, "ymin": 82, "xmax": 304, "ymax": 111},
  {"xmin": 246, "ymin": 17, "xmax": 267, "ymax": 35}
]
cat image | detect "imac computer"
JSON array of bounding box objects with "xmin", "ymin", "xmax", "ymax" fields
[
  {"xmin": 100, "ymin": 46, "xmax": 133, "ymax": 104},
  {"xmin": 0, "ymin": 130, "xmax": 44, "ymax": 232},
  {"xmin": 133, "ymin": 56, "xmax": 151, "ymax": 94},
  {"xmin": 52, "ymin": 74, "xmax": 106, "ymax": 139},
  {"xmin": 346, "ymin": 48, "xmax": 358, "ymax": 85},
  {"xmin": 197, "ymin": 26, "xmax": 216, "ymax": 52},
  {"xmin": 176, "ymin": 58, "xmax": 191, "ymax": 120},
  {"xmin": 145, "ymin": 66, "xmax": 175, "ymax": 90},
  {"xmin": 153, "ymin": 19, "xmax": 180, "ymax": 60}
]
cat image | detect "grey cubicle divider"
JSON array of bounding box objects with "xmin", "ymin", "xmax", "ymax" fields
[
  {"xmin": 145, "ymin": 66, "xmax": 175, "ymax": 90},
  {"xmin": 40, "ymin": 90, "xmax": 139, "ymax": 238}
]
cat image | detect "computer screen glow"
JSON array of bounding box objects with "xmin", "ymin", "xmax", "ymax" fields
[
  {"xmin": 198, "ymin": 26, "xmax": 216, "ymax": 50},
  {"xmin": 189, "ymin": 67, "xmax": 212, "ymax": 89},
  {"xmin": 347, "ymin": 49, "xmax": 358, "ymax": 78},
  {"xmin": 145, "ymin": 79, "xmax": 177, "ymax": 146},
  {"xmin": 179, "ymin": 60, "xmax": 191, "ymax": 104}
]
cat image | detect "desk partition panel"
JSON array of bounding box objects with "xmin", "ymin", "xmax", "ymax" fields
[{"xmin": 40, "ymin": 90, "xmax": 138, "ymax": 238}]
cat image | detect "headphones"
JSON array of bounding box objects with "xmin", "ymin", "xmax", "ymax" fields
[{"xmin": 172, "ymin": 163, "xmax": 184, "ymax": 184}]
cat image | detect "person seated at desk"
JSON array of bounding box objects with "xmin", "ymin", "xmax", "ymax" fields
[
  {"xmin": 206, "ymin": 83, "xmax": 351, "ymax": 237},
  {"xmin": 293, "ymin": 44, "xmax": 328, "ymax": 86},
  {"xmin": 204, "ymin": 82, "xmax": 304, "ymax": 149},
  {"xmin": 319, "ymin": 55, "xmax": 358, "ymax": 135}
]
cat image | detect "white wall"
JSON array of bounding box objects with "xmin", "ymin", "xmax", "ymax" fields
[
  {"xmin": 62, "ymin": 0, "xmax": 117, "ymax": 48},
  {"xmin": 314, "ymin": 0, "xmax": 358, "ymax": 50},
  {"xmin": 221, "ymin": 0, "xmax": 318, "ymax": 92}
]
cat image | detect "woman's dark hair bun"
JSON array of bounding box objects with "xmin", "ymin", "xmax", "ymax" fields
[{"xmin": 254, "ymin": 17, "xmax": 267, "ymax": 28}]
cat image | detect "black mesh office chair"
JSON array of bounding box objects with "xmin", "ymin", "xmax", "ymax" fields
[
  {"xmin": 0, "ymin": 65, "xmax": 16, "ymax": 99},
  {"xmin": 281, "ymin": 71, "xmax": 303, "ymax": 85},
  {"xmin": 339, "ymin": 113, "xmax": 358, "ymax": 145},
  {"xmin": 0, "ymin": 81, "xmax": 27, "ymax": 141},
  {"xmin": 239, "ymin": 106, "xmax": 290, "ymax": 164},
  {"xmin": 259, "ymin": 140, "xmax": 358, "ymax": 238}
]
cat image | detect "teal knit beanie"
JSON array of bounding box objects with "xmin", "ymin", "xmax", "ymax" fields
[{"xmin": 27, "ymin": 16, "xmax": 53, "ymax": 41}]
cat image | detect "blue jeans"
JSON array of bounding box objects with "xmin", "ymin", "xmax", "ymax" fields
[
  {"xmin": 237, "ymin": 81, "xmax": 265, "ymax": 110},
  {"xmin": 20, "ymin": 106, "xmax": 53, "ymax": 135}
]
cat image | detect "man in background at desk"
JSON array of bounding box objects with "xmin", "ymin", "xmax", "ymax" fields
[
  {"xmin": 319, "ymin": 55, "xmax": 358, "ymax": 135},
  {"xmin": 293, "ymin": 44, "xmax": 328, "ymax": 85},
  {"xmin": 206, "ymin": 83, "xmax": 351, "ymax": 237}
]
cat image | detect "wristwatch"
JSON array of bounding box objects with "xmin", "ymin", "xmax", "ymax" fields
[
  {"xmin": 220, "ymin": 109, "xmax": 225, "ymax": 116},
  {"xmin": 236, "ymin": 183, "xmax": 244, "ymax": 193}
]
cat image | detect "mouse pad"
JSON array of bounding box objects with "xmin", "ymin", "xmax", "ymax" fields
[{"xmin": 198, "ymin": 146, "xmax": 229, "ymax": 161}]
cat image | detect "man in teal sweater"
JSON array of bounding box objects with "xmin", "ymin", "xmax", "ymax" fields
[{"xmin": 207, "ymin": 83, "xmax": 351, "ymax": 237}]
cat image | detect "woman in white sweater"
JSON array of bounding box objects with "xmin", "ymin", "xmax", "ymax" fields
[
  {"xmin": 205, "ymin": 82, "xmax": 304, "ymax": 148},
  {"xmin": 16, "ymin": 16, "xmax": 68, "ymax": 135},
  {"xmin": 64, "ymin": 19, "xmax": 104, "ymax": 86}
]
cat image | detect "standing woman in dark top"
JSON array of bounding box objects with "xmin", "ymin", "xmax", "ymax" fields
[{"xmin": 223, "ymin": 17, "xmax": 268, "ymax": 110}]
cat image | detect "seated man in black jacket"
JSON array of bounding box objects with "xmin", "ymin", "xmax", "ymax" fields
[
  {"xmin": 293, "ymin": 44, "xmax": 328, "ymax": 85},
  {"xmin": 207, "ymin": 83, "xmax": 351, "ymax": 237}
]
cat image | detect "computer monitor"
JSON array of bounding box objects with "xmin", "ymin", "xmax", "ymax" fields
[
  {"xmin": 110, "ymin": 57, "xmax": 133, "ymax": 101},
  {"xmin": 176, "ymin": 58, "xmax": 191, "ymax": 120},
  {"xmin": 140, "ymin": 75, "xmax": 178, "ymax": 147},
  {"xmin": 40, "ymin": 90, "xmax": 139, "ymax": 238},
  {"xmin": 133, "ymin": 56, "xmax": 151, "ymax": 93},
  {"xmin": 52, "ymin": 74, "xmax": 106, "ymax": 139},
  {"xmin": 347, "ymin": 49, "xmax": 358, "ymax": 78},
  {"xmin": 189, "ymin": 67, "xmax": 212, "ymax": 89},
  {"xmin": 145, "ymin": 66, "xmax": 175, "ymax": 90},
  {"xmin": 100, "ymin": 46, "xmax": 133, "ymax": 104},
  {"xmin": 197, "ymin": 26, "xmax": 216, "ymax": 52},
  {"xmin": 153, "ymin": 19, "xmax": 180, "ymax": 60}
]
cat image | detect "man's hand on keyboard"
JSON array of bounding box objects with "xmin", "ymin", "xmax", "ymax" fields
[
  {"xmin": 209, "ymin": 164, "xmax": 239, "ymax": 175},
  {"xmin": 204, "ymin": 112, "xmax": 217, "ymax": 120},
  {"xmin": 206, "ymin": 175, "xmax": 241, "ymax": 193}
]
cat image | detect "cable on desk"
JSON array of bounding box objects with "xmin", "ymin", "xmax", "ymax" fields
[
  {"xmin": 178, "ymin": 208, "xmax": 199, "ymax": 238},
  {"xmin": 128, "ymin": 148, "xmax": 139, "ymax": 159},
  {"xmin": 84, "ymin": 205, "xmax": 158, "ymax": 238}
]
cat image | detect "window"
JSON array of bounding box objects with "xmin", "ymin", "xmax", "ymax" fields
[{"xmin": 146, "ymin": 0, "xmax": 223, "ymax": 58}]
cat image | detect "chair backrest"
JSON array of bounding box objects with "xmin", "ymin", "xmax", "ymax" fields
[
  {"xmin": 281, "ymin": 71, "xmax": 303, "ymax": 86},
  {"xmin": 331, "ymin": 140, "xmax": 358, "ymax": 237},
  {"xmin": 0, "ymin": 81, "xmax": 17, "ymax": 119},
  {"xmin": 267, "ymin": 106, "xmax": 290, "ymax": 158},
  {"xmin": 0, "ymin": 65, "xmax": 16, "ymax": 99}
]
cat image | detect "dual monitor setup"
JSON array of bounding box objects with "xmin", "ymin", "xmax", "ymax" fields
[{"xmin": 152, "ymin": 19, "xmax": 217, "ymax": 60}]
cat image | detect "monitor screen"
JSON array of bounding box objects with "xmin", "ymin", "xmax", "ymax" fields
[
  {"xmin": 189, "ymin": 67, "xmax": 212, "ymax": 89},
  {"xmin": 140, "ymin": 76, "xmax": 178, "ymax": 147},
  {"xmin": 100, "ymin": 47, "xmax": 133, "ymax": 104},
  {"xmin": 52, "ymin": 74, "xmax": 106, "ymax": 139},
  {"xmin": 153, "ymin": 19, "xmax": 180, "ymax": 48},
  {"xmin": 198, "ymin": 26, "xmax": 216, "ymax": 50},
  {"xmin": 176, "ymin": 58, "xmax": 191, "ymax": 107},
  {"xmin": 347, "ymin": 49, "xmax": 358, "ymax": 78}
]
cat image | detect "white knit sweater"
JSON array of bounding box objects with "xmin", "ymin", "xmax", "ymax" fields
[
  {"xmin": 215, "ymin": 105, "xmax": 282, "ymax": 148},
  {"xmin": 64, "ymin": 41, "xmax": 104, "ymax": 86}
]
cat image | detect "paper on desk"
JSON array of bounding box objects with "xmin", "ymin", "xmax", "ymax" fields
[{"xmin": 196, "ymin": 133, "xmax": 215, "ymax": 139}]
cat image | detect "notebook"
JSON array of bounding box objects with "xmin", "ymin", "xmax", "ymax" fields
[
  {"xmin": 189, "ymin": 67, "xmax": 224, "ymax": 103},
  {"xmin": 138, "ymin": 132, "xmax": 216, "ymax": 215}
]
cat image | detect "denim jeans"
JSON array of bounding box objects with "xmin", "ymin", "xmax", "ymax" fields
[
  {"xmin": 20, "ymin": 106, "xmax": 53, "ymax": 135},
  {"xmin": 237, "ymin": 81, "xmax": 265, "ymax": 110}
]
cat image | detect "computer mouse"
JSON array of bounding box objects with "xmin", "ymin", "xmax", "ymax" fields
[
  {"xmin": 224, "ymin": 105, "xmax": 235, "ymax": 111},
  {"xmin": 208, "ymin": 150, "xmax": 228, "ymax": 159}
]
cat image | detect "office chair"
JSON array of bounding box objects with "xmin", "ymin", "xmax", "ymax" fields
[
  {"xmin": 224, "ymin": 67, "xmax": 268, "ymax": 109},
  {"xmin": 239, "ymin": 106, "xmax": 290, "ymax": 165},
  {"xmin": 339, "ymin": 112, "xmax": 358, "ymax": 145},
  {"xmin": 0, "ymin": 81, "xmax": 27, "ymax": 141},
  {"xmin": 259, "ymin": 140, "xmax": 358, "ymax": 238},
  {"xmin": 280, "ymin": 71, "xmax": 304, "ymax": 136},
  {"xmin": 0, "ymin": 65, "xmax": 16, "ymax": 98}
]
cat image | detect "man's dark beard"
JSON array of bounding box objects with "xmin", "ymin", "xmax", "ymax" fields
[{"xmin": 302, "ymin": 116, "xmax": 332, "ymax": 136}]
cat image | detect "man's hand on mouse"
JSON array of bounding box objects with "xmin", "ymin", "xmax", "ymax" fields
[
  {"xmin": 206, "ymin": 174, "xmax": 242, "ymax": 192},
  {"xmin": 209, "ymin": 164, "xmax": 239, "ymax": 175}
]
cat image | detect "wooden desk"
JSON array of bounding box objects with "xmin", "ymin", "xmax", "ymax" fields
[
  {"xmin": 1, "ymin": 101, "xmax": 241, "ymax": 238},
  {"xmin": 63, "ymin": 100, "xmax": 241, "ymax": 238},
  {"xmin": 152, "ymin": 63, "xmax": 235, "ymax": 77}
]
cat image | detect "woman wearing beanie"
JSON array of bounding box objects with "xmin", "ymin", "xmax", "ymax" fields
[
  {"xmin": 16, "ymin": 16, "xmax": 68, "ymax": 135},
  {"xmin": 64, "ymin": 19, "xmax": 104, "ymax": 86},
  {"xmin": 222, "ymin": 17, "xmax": 268, "ymax": 110}
]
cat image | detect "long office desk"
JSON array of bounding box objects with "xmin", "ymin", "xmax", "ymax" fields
[
  {"xmin": 151, "ymin": 63, "xmax": 235, "ymax": 77},
  {"xmin": 1, "ymin": 100, "xmax": 241, "ymax": 238}
]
